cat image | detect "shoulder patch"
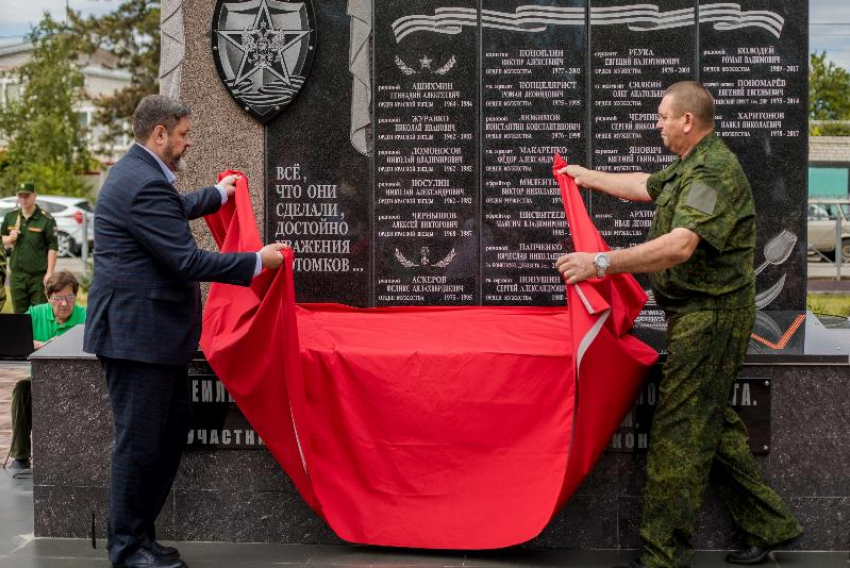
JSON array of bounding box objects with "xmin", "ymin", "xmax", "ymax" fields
[{"xmin": 685, "ymin": 181, "xmax": 718, "ymax": 215}]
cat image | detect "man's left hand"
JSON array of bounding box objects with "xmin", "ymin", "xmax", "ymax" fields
[
  {"xmin": 218, "ymin": 174, "xmax": 241, "ymax": 198},
  {"xmin": 555, "ymin": 252, "xmax": 597, "ymax": 284},
  {"xmin": 43, "ymin": 271, "xmax": 53, "ymax": 287}
]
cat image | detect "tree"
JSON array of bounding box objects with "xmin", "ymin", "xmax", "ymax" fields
[
  {"xmin": 68, "ymin": 0, "xmax": 160, "ymax": 149},
  {"xmin": 809, "ymin": 52, "xmax": 850, "ymax": 135},
  {"xmin": 0, "ymin": 14, "xmax": 94, "ymax": 197}
]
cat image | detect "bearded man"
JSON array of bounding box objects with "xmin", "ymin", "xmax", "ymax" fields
[{"xmin": 85, "ymin": 95, "xmax": 287, "ymax": 568}]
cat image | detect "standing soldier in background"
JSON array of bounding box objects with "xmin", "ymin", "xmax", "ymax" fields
[
  {"xmin": 1, "ymin": 182, "xmax": 58, "ymax": 313},
  {"xmin": 556, "ymin": 81, "xmax": 802, "ymax": 568}
]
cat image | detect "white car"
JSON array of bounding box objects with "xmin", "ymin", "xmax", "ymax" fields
[
  {"xmin": 807, "ymin": 199, "xmax": 850, "ymax": 263},
  {"xmin": 0, "ymin": 195, "xmax": 95, "ymax": 258}
]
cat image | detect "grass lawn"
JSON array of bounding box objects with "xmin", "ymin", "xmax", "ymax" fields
[{"xmin": 807, "ymin": 292, "xmax": 850, "ymax": 318}]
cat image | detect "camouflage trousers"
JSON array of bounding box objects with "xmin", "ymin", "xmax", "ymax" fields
[{"xmin": 639, "ymin": 307, "xmax": 802, "ymax": 568}]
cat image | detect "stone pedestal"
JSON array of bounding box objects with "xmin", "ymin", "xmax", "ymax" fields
[{"xmin": 31, "ymin": 325, "xmax": 849, "ymax": 550}]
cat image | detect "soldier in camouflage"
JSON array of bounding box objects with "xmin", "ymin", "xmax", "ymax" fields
[
  {"xmin": 555, "ymin": 81, "xmax": 802, "ymax": 568},
  {"xmin": 1, "ymin": 182, "xmax": 59, "ymax": 313}
]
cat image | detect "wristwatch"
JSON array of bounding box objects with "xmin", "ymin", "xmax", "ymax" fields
[{"xmin": 594, "ymin": 253, "xmax": 611, "ymax": 279}]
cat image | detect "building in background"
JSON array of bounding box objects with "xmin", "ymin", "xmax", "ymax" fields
[
  {"xmin": 810, "ymin": 135, "xmax": 850, "ymax": 200},
  {"xmin": 0, "ymin": 41, "xmax": 132, "ymax": 194}
]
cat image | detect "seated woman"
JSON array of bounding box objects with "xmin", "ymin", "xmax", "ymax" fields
[{"xmin": 8, "ymin": 270, "xmax": 86, "ymax": 470}]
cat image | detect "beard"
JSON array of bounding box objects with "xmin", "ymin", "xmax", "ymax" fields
[{"xmin": 163, "ymin": 142, "xmax": 188, "ymax": 172}]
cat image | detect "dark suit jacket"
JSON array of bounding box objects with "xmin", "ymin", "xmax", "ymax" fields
[{"xmin": 84, "ymin": 144, "xmax": 256, "ymax": 366}]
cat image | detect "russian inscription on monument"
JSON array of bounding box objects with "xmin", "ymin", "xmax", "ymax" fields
[
  {"xmin": 701, "ymin": 0, "xmax": 808, "ymax": 312},
  {"xmin": 481, "ymin": 0, "xmax": 585, "ymax": 306},
  {"xmin": 264, "ymin": 0, "xmax": 371, "ymax": 305},
  {"xmin": 255, "ymin": 0, "xmax": 807, "ymax": 317},
  {"xmin": 201, "ymin": 0, "xmax": 810, "ymax": 454},
  {"xmin": 375, "ymin": 0, "xmax": 479, "ymax": 305},
  {"xmin": 590, "ymin": 0, "xmax": 698, "ymax": 343}
]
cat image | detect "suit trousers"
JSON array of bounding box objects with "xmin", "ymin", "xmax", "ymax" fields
[
  {"xmin": 10, "ymin": 378, "xmax": 32, "ymax": 460},
  {"xmin": 100, "ymin": 356, "xmax": 193, "ymax": 564}
]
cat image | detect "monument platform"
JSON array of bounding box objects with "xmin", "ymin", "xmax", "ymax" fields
[{"xmin": 29, "ymin": 323, "xmax": 849, "ymax": 551}]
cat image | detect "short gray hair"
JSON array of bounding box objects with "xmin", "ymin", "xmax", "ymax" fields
[
  {"xmin": 132, "ymin": 95, "xmax": 192, "ymax": 142},
  {"xmin": 664, "ymin": 81, "xmax": 715, "ymax": 128}
]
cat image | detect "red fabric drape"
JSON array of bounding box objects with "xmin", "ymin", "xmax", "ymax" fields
[{"xmin": 200, "ymin": 163, "xmax": 657, "ymax": 549}]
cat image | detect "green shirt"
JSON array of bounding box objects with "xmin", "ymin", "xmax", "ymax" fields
[
  {"xmin": 1, "ymin": 205, "xmax": 59, "ymax": 274},
  {"xmin": 646, "ymin": 133, "xmax": 756, "ymax": 315},
  {"xmin": 26, "ymin": 303, "xmax": 87, "ymax": 342}
]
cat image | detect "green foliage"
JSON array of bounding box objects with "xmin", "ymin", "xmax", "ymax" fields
[
  {"xmin": 810, "ymin": 121, "xmax": 850, "ymax": 136},
  {"xmin": 807, "ymin": 293, "xmax": 850, "ymax": 318},
  {"xmin": 809, "ymin": 52, "xmax": 850, "ymax": 136},
  {"xmin": 68, "ymin": 0, "xmax": 161, "ymax": 149},
  {"xmin": 0, "ymin": 15, "xmax": 93, "ymax": 197}
]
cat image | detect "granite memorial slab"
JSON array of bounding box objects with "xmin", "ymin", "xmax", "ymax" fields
[
  {"xmin": 589, "ymin": 0, "xmax": 697, "ymax": 347},
  {"xmin": 481, "ymin": 0, "xmax": 586, "ymax": 306},
  {"xmin": 700, "ymin": 0, "xmax": 808, "ymax": 312},
  {"xmin": 257, "ymin": 0, "xmax": 809, "ymax": 322},
  {"xmin": 374, "ymin": 0, "xmax": 480, "ymax": 305},
  {"xmin": 264, "ymin": 0, "xmax": 372, "ymax": 305}
]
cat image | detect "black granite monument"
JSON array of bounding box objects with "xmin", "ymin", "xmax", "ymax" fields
[{"xmin": 261, "ymin": 0, "xmax": 809, "ymax": 349}]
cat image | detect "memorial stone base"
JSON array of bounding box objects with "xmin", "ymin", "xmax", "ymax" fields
[{"xmin": 31, "ymin": 326, "xmax": 849, "ymax": 551}]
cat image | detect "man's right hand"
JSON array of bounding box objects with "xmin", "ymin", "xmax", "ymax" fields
[
  {"xmin": 259, "ymin": 243, "xmax": 289, "ymax": 269},
  {"xmin": 560, "ymin": 165, "xmax": 594, "ymax": 188},
  {"xmin": 7, "ymin": 229, "xmax": 19, "ymax": 244}
]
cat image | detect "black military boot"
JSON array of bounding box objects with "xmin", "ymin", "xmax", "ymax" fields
[
  {"xmin": 726, "ymin": 533, "xmax": 801, "ymax": 565},
  {"xmin": 725, "ymin": 545, "xmax": 775, "ymax": 565}
]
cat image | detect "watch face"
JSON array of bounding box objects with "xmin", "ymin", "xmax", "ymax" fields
[{"xmin": 596, "ymin": 254, "xmax": 610, "ymax": 269}]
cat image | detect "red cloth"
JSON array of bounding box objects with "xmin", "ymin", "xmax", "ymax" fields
[{"xmin": 200, "ymin": 165, "xmax": 657, "ymax": 549}]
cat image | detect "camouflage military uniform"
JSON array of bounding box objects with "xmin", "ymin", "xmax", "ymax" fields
[
  {"xmin": 1, "ymin": 205, "xmax": 58, "ymax": 313},
  {"xmin": 638, "ymin": 133, "xmax": 802, "ymax": 568}
]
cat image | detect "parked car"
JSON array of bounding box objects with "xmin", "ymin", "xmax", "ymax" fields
[
  {"xmin": 0, "ymin": 195, "xmax": 94, "ymax": 258},
  {"xmin": 807, "ymin": 199, "xmax": 850, "ymax": 263}
]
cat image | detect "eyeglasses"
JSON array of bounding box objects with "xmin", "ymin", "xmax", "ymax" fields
[{"xmin": 49, "ymin": 294, "xmax": 76, "ymax": 304}]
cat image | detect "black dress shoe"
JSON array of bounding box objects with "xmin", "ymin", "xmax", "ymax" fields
[
  {"xmin": 112, "ymin": 546, "xmax": 186, "ymax": 568},
  {"xmin": 149, "ymin": 541, "xmax": 180, "ymax": 560},
  {"xmin": 725, "ymin": 545, "xmax": 775, "ymax": 565},
  {"xmin": 8, "ymin": 458, "xmax": 31, "ymax": 470}
]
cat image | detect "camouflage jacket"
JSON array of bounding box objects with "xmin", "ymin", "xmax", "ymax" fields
[{"xmin": 646, "ymin": 132, "xmax": 756, "ymax": 315}]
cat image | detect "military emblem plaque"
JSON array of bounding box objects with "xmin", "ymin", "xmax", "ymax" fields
[{"xmin": 212, "ymin": 0, "xmax": 317, "ymax": 124}]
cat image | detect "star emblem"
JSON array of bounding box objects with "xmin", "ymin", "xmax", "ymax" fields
[
  {"xmin": 216, "ymin": 0, "xmax": 311, "ymax": 88},
  {"xmin": 419, "ymin": 55, "xmax": 433, "ymax": 70}
]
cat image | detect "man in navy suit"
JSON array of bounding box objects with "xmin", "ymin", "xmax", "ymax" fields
[{"xmin": 85, "ymin": 95, "xmax": 287, "ymax": 568}]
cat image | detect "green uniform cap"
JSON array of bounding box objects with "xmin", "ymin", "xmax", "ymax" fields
[{"xmin": 16, "ymin": 182, "xmax": 35, "ymax": 195}]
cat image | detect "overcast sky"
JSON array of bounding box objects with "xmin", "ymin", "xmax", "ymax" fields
[{"xmin": 0, "ymin": 0, "xmax": 849, "ymax": 69}]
